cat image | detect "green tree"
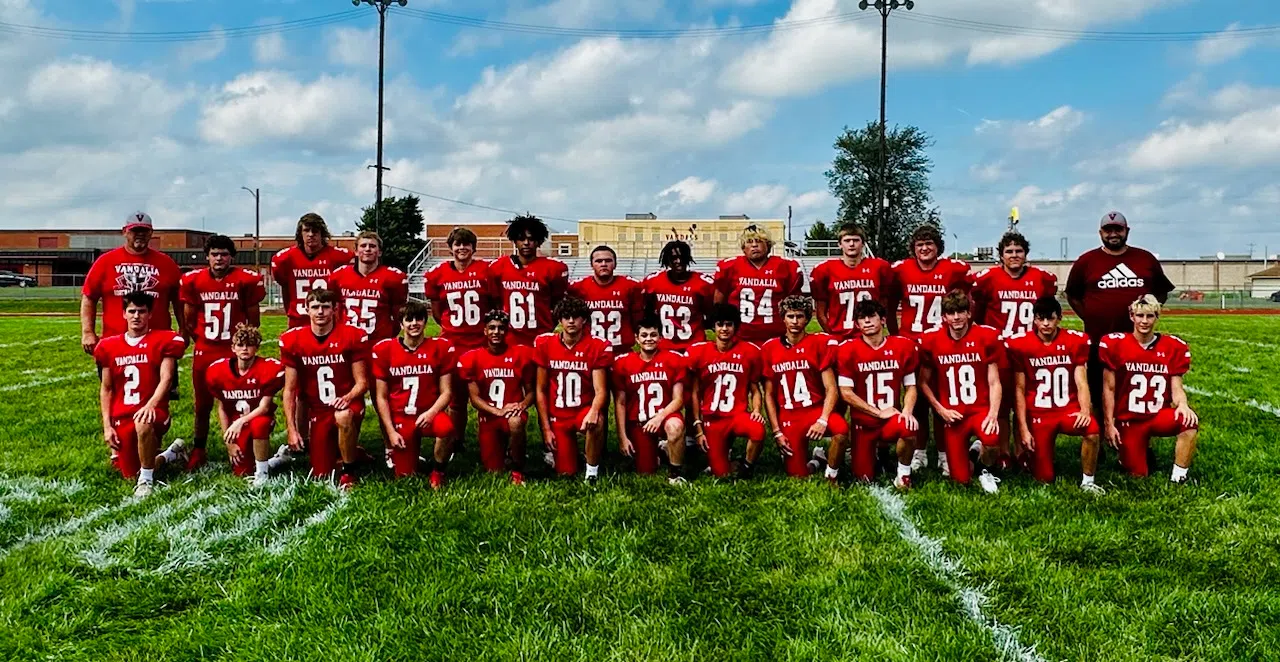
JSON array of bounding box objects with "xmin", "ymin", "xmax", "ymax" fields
[
  {"xmin": 356, "ymin": 195, "xmax": 427, "ymax": 271},
  {"xmin": 803, "ymin": 220, "xmax": 839, "ymax": 256},
  {"xmin": 824, "ymin": 121, "xmax": 943, "ymax": 262}
]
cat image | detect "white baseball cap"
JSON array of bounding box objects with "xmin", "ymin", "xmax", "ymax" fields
[{"xmin": 124, "ymin": 211, "xmax": 153, "ymax": 232}]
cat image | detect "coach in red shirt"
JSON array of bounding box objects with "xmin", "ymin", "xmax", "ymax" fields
[{"xmin": 81, "ymin": 212, "xmax": 183, "ymax": 355}]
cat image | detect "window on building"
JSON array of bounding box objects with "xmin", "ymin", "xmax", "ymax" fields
[
  {"xmin": 38, "ymin": 237, "xmax": 58, "ymax": 248},
  {"xmin": 558, "ymin": 243, "xmax": 571, "ymax": 256},
  {"xmin": 652, "ymin": 231, "xmax": 660, "ymax": 241},
  {"xmin": 618, "ymin": 230, "xmax": 627, "ymax": 241}
]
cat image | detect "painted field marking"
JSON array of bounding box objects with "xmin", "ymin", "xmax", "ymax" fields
[
  {"xmin": 0, "ymin": 371, "xmax": 93, "ymax": 393},
  {"xmin": 0, "ymin": 335, "xmax": 73, "ymax": 350},
  {"xmin": 1185, "ymin": 386, "xmax": 1280, "ymax": 418},
  {"xmin": 150, "ymin": 480, "xmax": 302, "ymax": 576},
  {"xmin": 0, "ymin": 495, "xmax": 136, "ymax": 561},
  {"xmin": 1231, "ymin": 367, "xmax": 1252, "ymax": 374},
  {"xmin": 80, "ymin": 488, "xmax": 217, "ymax": 570},
  {"xmin": 0, "ymin": 475, "xmax": 88, "ymax": 524},
  {"xmin": 869, "ymin": 486, "xmax": 1048, "ymax": 662},
  {"xmin": 264, "ymin": 481, "xmax": 349, "ymax": 556}
]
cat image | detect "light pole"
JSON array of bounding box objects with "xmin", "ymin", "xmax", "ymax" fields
[
  {"xmin": 241, "ymin": 187, "xmax": 260, "ymax": 270},
  {"xmin": 353, "ymin": 0, "xmax": 407, "ymax": 234},
  {"xmin": 858, "ymin": 0, "xmax": 913, "ymax": 249}
]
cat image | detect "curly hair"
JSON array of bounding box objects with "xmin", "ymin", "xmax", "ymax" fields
[
  {"xmin": 483, "ymin": 309, "xmax": 510, "ymax": 327},
  {"xmin": 659, "ymin": 240, "xmax": 695, "ymax": 268},
  {"xmin": 998, "ymin": 231, "xmax": 1029, "ymax": 254},
  {"xmin": 505, "ymin": 214, "xmax": 550, "ymax": 245},
  {"xmin": 204, "ymin": 234, "xmax": 237, "ymax": 256},
  {"xmin": 940, "ymin": 290, "xmax": 971, "ymax": 315},
  {"xmin": 295, "ymin": 213, "xmax": 331, "ymax": 246},
  {"xmin": 779, "ymin": 295, "xmax": 814, "ymax": 319},
  {"xmin": 706, "ymin": 303, "xmax": 740, "ymax": 328},
  {"xmin": 909, "ymin": 224, "xmax": 944, "ymax": 255},
  {"xmin": 853, "ymin": 298, "xmax": 888, "ymax": 321},
  {"xmin": 231, "ymin": 323, "xmax": 263, "ymax": 347},
  {"xmin": 552, "ymin": 296, "xmax": 590, "ymax": 321}
]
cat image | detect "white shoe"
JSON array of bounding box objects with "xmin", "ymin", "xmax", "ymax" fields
[
  {"xmin": 978, "ymin": 470, "xmax": 1000, "ymax": 494},
  {"xmin": 165, "ymin": 438, "xmax": 189, "ymax": 464},
  {"xmin": 251, "ymin": 472, "xmax": 270, "ymax": 488},
  {"xmin": 667, "ymin": 476, "xmax": 689, "ymax": 486},
  {"xmin": 385, "ymin": 448, "xmax": 395, "ymax": 469},
  {"xmin": 134, "ymin": 480, "xmax": 154, "ymax": 498},
  {"xmin": 811, "ymin": 446, "xmax": 828, "ymax": 464},
  {"xmin": 1081, "ymin": 481, "xmax": 1106, "ymax": 495},
  {"xmin": 893, "ymin": 474, "xmax": 912, "ymax": 491},
  {"xmin": 911, "ymin": 449, "xmax": 927, "ymax": 471},
  {"xmin": 938, "ymin": 454, "xmax": 950, "ymax": 478},
  {"xmin": 806, "ymin": 459, "xmax": 822, "ymax": 474},
  {"xmin": 543, "ymin": 451, "xmax": 555, "ymax": 468},
  {"xmin": 658, "ymin": 439, "xmax": 669, "ymax": 453},
  {"xmin": 274, "ymin": 444, "xmax": 291, "ymax": 461}
]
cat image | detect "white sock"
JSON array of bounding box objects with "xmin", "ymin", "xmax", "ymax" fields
[
  {"xmin": 159, "ymin": 448, "xmax": 180, "ymax": 464},
  {"xmin": 824, "ymin": 465, "xmax": 839, "ymax": 479},
  {"xmin": 1171, "ymin": 464, "xmax": 1188, "ymax": 482},
  {"xmin": 139, "ymin": 468, "xmax": 154, "ymax": 483},
  {"xmin": 586, "ymin": 464, "xmax": 599, "ymax": 478},
  {"xmin": 255, "ymin": 460, "xmax": 271, "ymax": 476},
  {"xmin": 897, "ymin": 463, "xmax": 912, "ymax": 478},
  {"xmin": 1081, "ymin": 474, "xmax": 1095, "ymax": 486}
]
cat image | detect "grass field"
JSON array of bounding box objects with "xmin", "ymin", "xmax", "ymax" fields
[{"xmin": 2, "ymin": 314, "xmax": 1279, "ymax": 661}]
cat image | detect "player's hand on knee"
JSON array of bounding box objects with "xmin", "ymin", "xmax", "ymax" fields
[
  {"xmin": 1175, "ymin": 405, "xmax": 1198, "ymax": 427},
  {"xmin": 1070, "ymin": 411, "xmax": 1092, "ymax": 430},
  {"xmin": 939, "ymin": 408, "xmax": 964, "ymax": 424},
  {"xmin": 134, "ymin": 405, "xmax": 157, "ymax": 425},
  {"xmin": 900, "ymin": 412, "xmax": 918, "ymax": 432},
  {"xmin": 980, "ymin": 414, "xmax": 998, "ymax": 437},
  {"xmin": 415, "ymin": 411, "xmax": 435, "ymax": 430},
  {"xmin": 642, "ymin": 417, "xmax": 663, "ymax": 436}
]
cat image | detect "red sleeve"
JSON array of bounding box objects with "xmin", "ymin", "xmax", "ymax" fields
[
  {"xmin": 1003, "ymin": 339, "xmax": 1022, "ymax": 374},
  {"xmin": 531, "ymin": 337, "xmax": 549, "ymax": 368},
  {"xmin": 179, "ymin": 273, "xmax": 197, "ymax": 305},
  {"xmin": 422, "ymin": 267, "xmax": 439, "ymax": 301},
  {"xmin": 671, "ymin": 354, "xmax": 688, "ymax": 384},
  {"xmin": 819, "ymin": 337, "xmax": 839, "ymax": 371},
  {"xmin": 902, "ymin": 342, "xmax": 920, "ymax": 375},
  {"xmin": 456, "ymin": 351, "xmax": 473, "ymax": 382},
  {"xmin": 370, "ymin": 342, "xmax": 390, "ymax": 380},
  {"xmin": 746, "ymin": 347, "xmax": 762, "ymax": 382},
  {"xmin": 439, "ymin": 340, "xmax": 457, "ymax": 375},
  {"xmin": 390, "ymin": 270, "xmax": 409, "ymax": 309},
  {"xmin": 809, "ymin": 263, "xmax": 830, "ymax": 303},
  {"xmin": 244, "ymin": 272, "xmax": 267, "ymax": 307},
  {"xmin": 1097, "ymin": 335, "xmax": 1121, "ymax": 371},
  {"xmin": 93, "ymin": 340, "xmax": 110, "ymax": 368},
  {"xmin": 916, "ymin": 335, "xmax": 933, "ymax": 366},
  {"xmin": 336, "ymin": 247, "xmax": 355, "ymax": 266},
  {"xmin": 1064, "ymin": 254, "xmax": 1088, "ymax": 300},
  {"xmin": 760, "ymin": 344, "xmax": 776, "ymax": 377},
  {"xmin": 969, "ymin": 274, "xmax": 987, "ymax": 320},
  {"xmin": 83, "ymin": 253, "xmax": 110, "ymax": 299},
  {"xmin": 788, "ymin": 260, "xmax": 804, "ymax": 296},
  {"xmin": 270, "ymin": 250, "xmax": 289, "ymax": 286},
  {"xmin": 162, "ymin": 257, "xmax": 182, "ymax": 301},
  {"xmin": 567, "ymin": 278, "xmax": 584, "ymax": 300},
  {"xmin": 610, "ymin": 355, "xmax": 627, "ymax": 391},
  {"xmin": 1042, "ymin": 270, "xmax": 1059, "ymax": 298},
  {"xmin": 986, "ymin": 330, "xmax": 1006, "ymax": 368},
  {"xmin": 162, "ymin": 332, "xmax": 187, "ymax": 359},
  {"xmin": 520, "ymin": 347, "xmax": 537, "ymax": 384},
  {"xmin": 264, "ymin": 360, "xmax": 285, "ymax": 396},
  {"xmin": 549, "ymin": 262, "xmax": 569, "ymax": 301},
  {"xmin": 1072, "ymin": 334, "xmax": 1090, "ymax": 366},
  {"xmin": 713, "ymin": 259, "xmax": 734, "ymax": 294},
  {"xmin": 278, "ymin": 335, "xmax": 298, "ymax": 369},
  {"xmin": 1169, "ymin": 339, "xmax": 1191, "ymax": 376},
  {"xmin": 592, "ymin": 342, "xmax": 613, "ymax": 370},
  {"xmin": 951, "ymin": 261, "xmax": 972, "ymax": 292},
  {"xmin": 349, "ymin": 329, "xmax": 372, "ymax": 363}
]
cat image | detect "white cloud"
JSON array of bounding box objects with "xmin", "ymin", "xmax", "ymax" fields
[
  {"xmin": 198, "ymin": 72, "xmax": 372, "ymax": 150},
  {"xmin": 977, "ymin": 105, "xmax": 1084, "ymax": 151},
  {"xmin": 1128, "ymin": 104, "xmax": 1280, "ymax": 171},
  {"xmin": 970, "ymin": 161, "xmax": 1008, "ymax": 182},
  {"xmin": 253, "ymin": 33, "xmax": 287, "ymax": 64},
  {"xmin": 328, "ymin": 27, "xmax": 379, "ymax": 68},
  {"xmin": 1193, "ymin": 23, "xmax": 1257, "ymax": 66},
  {"xmin": 660, "ymin": 177, "xmax": 718, "ymax": 206},
  {"xmin": 176, "ymin": 27, "xmax": 226, "ymax": 64}
]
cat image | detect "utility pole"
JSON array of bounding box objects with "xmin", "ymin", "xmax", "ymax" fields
[
  {"xmin": 241, "ymin": 187, "xmax": 261, "ymax": 269},
  {"xmin": 859, "ymin": 0, "xmax": 913, "ymax": 248},
  {"xmin": 354, "ymin": 0, "xmax": 406, "ymax": 234}
]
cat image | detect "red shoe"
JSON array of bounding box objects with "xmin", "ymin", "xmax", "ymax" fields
[
  {"xmin": 894, "ymin": 474, "xmax": 912, "ymax": 491},
  {"xmin": 338, "ymin": 473, "xmax": 358, "ymax": 491},
  {"xmin": 510, "ymin": 471, "xmax": 525, "ymax": 486},
  {"xmin": 185, "ymin": 447, "xmax": 208, "ymax": 473},
  {"xmin": 430, "ymin": 470, "xmax": 445, "ymax": 490}
]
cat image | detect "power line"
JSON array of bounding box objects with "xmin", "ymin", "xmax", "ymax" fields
[
  {"xmin": 0, "ymin": 11, "xmax": 364, "ymax": 43},
  {"xmin": 398, "ymin": 7, "xmax": 874, "ymax": 38},
  {"xmin": 382, "ymin": 184, "xmax": 578, "ymax": 225}
]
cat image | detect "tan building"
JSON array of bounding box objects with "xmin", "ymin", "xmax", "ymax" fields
[
  {"xmin": 423, "ymin": 222, "xmax": 578, "ymax": 260},
  {"xmin": 577, "ymin": 214, "xmax": 785, "ymax": 259}
]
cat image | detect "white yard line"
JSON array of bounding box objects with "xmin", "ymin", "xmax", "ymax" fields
[
  {"xmin": 0, "ymin": 495, "xmax": 135, "ymax": 560},
  {"xmin": 0, "ymin": 335, "xmax": 73, "ymax": 350},
  {"xmin": 0, "ymin": 371, "xmax": 93, "ymax": 392},
  {"xmin": 869, "ymin": 486, "xmax": 1048, "ymax": 662},
  {"xmin": 1185, "ymin": 386, "xmax": 1280, "ymax": 417},
  {"xmin": 79, "ymin": 488, "xmax": 216, "ymax": 570},
  {"xmin": 264, "ymin": 482, "xmax": 348, "ymax": 556}
]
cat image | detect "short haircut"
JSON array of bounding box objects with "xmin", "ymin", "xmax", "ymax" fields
[
  {"xmin": 998, "ymin": 231, "xmax": 1029, "ymax": 254},
  {"xmin": 659, "ymin": 240, "xmax": 694, "ymax": 268},
  {"xmin": 590, "ymin": 245, "xmax": 616, "ymax": 260},
  {"xmin": 780, "ymin": 295, "xmax": 814, "ymax": 319},
  {"xmin": 940, "ymin": 290, "xmax": 971, "ymax": 315},
  {"xmin": 356, "ymin": 231, "xmax": 382, "ymax": 249},
  {"xmin": 838, "ymin": 223, "xmax": 868, "ymax": 241},
  {"xmin": 910, "ymin": 224, "xmax": 945, "ymax": 254},
  {"xmin": 305, "ymin": 287, "xmax": 340, "ymax": 306},
  {"xmin": 400, "ymin": 300, "xmax": 428, "ymax": 321},
  {"xmin": 447, "ymin": 227, "xmax": 477, "ymax": 247},
  {"xmin": 740, "ymin": 224, "xmax": 773, "ymax": 250},
  {"xmin": 854, "ymin": 299, "xmax": 888, "ymax": 321},
  {"xmin": 295, "ymin": 213, "xmax": 331, "ymax": 245},
  {"xmin": 505, "ymin": 214, "xmax": 550, "ymax": 245},
  {"xmin": 1032, "ymin": 295, "xmax": 1062, "ymax": 320},
  {"xmin": 483, "ymin": 309, "xmax": 510, "ymax": 327},
  {"xmin": 204, "ymin": 234, "xmax": 237, "ymax": 256},
  {"xmin": 231, "ymin": 323, "xmax": 263, "ymax": 347},
  {"xmin": 636, "ymin": 315, "xmax": 662, "ymax": 333},
  {"xmin": 123, "ymin": 290, "xmax": 155, "ymax": 310},
  {"xmin": 553, "ymin": 296, "xmax": 590, "ymax": 321},
  {"xmin": 1130, "ymin": 294, "xmax": 1162, "ymax": 316},
  {"xmin": 706, "ymin": 303, "xmax": 740, "ymax": 328}
]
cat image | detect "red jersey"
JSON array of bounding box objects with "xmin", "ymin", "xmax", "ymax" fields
[
  {"xmin": 423, "ymin": 259, "xmax": 493, "ymax": 350},
  {"xmin": 714, "ymin": 255, "xmax": 805, "ymax": 343},
  {"xmin": 533, "ymin": 333, "xmax": 612, "ymax": 418},
  {"xmin": 760, "ymin": 333, "xmax": 839, "ymax": 415},
  {"xmin": 809, "ymin": 256, "xmax": 896, "ymax": 338},
  {"xmin": 83, "ymin": 247, "xmax": 182, "ymax": 338},
  {"xmin": 640, "ymin": 270, "xmax": 717, "ymax": 350},
  {"xmin": 270, "ymin": 245, "xmax": 354, "ymax": 324},
  {"xmin": 918, "ymin": 324, "xmax": 1004, "ymax": 415},
  {"xmin": 890, "ymin": 258, "xmax": 971, "ymax": 338},
  {"xmin": 278, "ymin": 324, "xmax": 370, "ymax": 410},
  {"xmin": 488, "ymin": 255, "xmax": 570, "ymax": 345},
  {"xmin": 93, "ymin": 330, "xmax": 187, "ymax": 420},
  {"xmin": 1065, "ymin": 247, "xmax": 1174, "ymax": 339},
  {"xmin": 969, "ymin": 265, "xmax": 1059, "ymax": 339},
  {"xmin": 686, "ymin": 340, "xmax": 762, "ymax": 419},
  {"xmin": 569, "ymin": 275, "xmax": 643, "ymax": 351},
  {"xmin": 179, "ymin": 267, "xmax": 267, "ymax": 350},
  {"xmin": 206, "ymin": 356, "xmax": 284, "ymax": 417},
  {"xmin": 611, "ymin": 350, "xmax": 687, "ymax": 423},
  {"xmin": 1098, "ymin": 332, "xmax": 1191, "ymax": 423},
  {"xmin": 457, "ymin": 344, "xmax": 537, "ymax": 420},
  {"xmin": 1004, "ymin": 329, "xmax": 1090, "ymax": 415},
  {"xmin": 371, "ymin": 337, "xmax": 455, "ymax": 417},
  {"xmin": 329, "ymin": 264, "xmax": 409, "ymax": 342},
  {"xmin": 835, "ymin": 335, "xmax": 919, "ymax": 427}
]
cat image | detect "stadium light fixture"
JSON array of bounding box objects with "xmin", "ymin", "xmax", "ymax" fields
[
  {"xmin": 352, "ymin": 0, "xmax": 409, "ymax": 233},
  {"xmin": 859, "ymin": 0, "xmax": 913, "ymax": 254}
]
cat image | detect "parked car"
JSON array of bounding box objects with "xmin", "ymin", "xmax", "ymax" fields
[
  {"xmin": 1270, "ymin": 291, "xmax": 1280, "ymax": 303},
  {"xmin": 0, "ymin": 270, "xmax": 37, "ymax": 287}
]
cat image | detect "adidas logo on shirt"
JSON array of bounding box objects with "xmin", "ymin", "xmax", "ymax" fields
[{"xmin": 1098, "ymin": 264, "xmax": 1145, "ymax": 289}]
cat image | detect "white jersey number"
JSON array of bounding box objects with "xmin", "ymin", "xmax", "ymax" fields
[
  {"xmin": 317, "ymin": 366, "xmax": 337, "ymax": 404},
  {"xmin": 402, "ymin": 376, "xmax": 420, "ymax": 416},
  {"xmin": 488, "ymin": 380, "xmax": 507, "ymax": 409},
  {"xmin": 555, "ymin": 371, "xmax": 583, "ymax": 409},
  {"xmin": 1000, "ymin": 301, "xmax": 1035, "ymax": 338},
  {"xmin": 1127, "ymin": 374, "xmax": 1167, "ymax": 415},
  {"xmin": 122, "ymin": 365, "xmax": 142, "ymax": 406},
  {"xmin": 710, "ymin": 373, "xmax": 738, "ymax": 414},
  {"xmin": 294, "ymin": 279, "xmax": 326, "ymax": 316},
  {"xmin": 779, "ymin": 372, "xmax": 813, "ymax": 410},
  {"xmin": 636, "ymin": 383, "xmax": 665, "ymax": 422},
  {"xmin": 839, "ymin": 290, "xmax": 873, "ymax": 328},
  {"xmin": 203, "ymin": 302, "xmax": 232, "ymax": 341},
  {"xmin": 659, "ymin": 304, "xmax": 693, "ymax": 341},
  {"xmin": 1033, "ymin": 367, "xmax": 1071, "ymax": 409},
  {"xmin": 739, "ymin": 289, "xmax": 774, "ymax": 324},
  {"xmin": 590, "ymin": 310, "xmax": 624, "ymax": 346},
  {"xmin": 864, "ymin": 372, "xmax": 895, "ymax": 409},
  {"xmin": 508, "ymin": 292, "xmax": 537, "ymax": 330},
  {"xmin": 345, "ymin": 298, "xmax": 378, "ymax": 334},
  {"xmin": 908, "ymin": 295, "xmax": 943, "ymax": 333},
  {"xmin": 447, "ymin": 290, "xmax": 482, "ymax": 327},
  {"xmin": 944, "ymin": 365, "xmax": 978, "ymax": 406}
]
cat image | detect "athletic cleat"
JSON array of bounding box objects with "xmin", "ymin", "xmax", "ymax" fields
[
  {"xmin": 1081, "ymin": 481, "xmax": 1106, "ymax": 495},
  {"xmin": 251, "ymin": 473, "xmax": 270, "ymax": 489},
  {"xmin": 510, "ymin": 471, "xmax": 526, "ymax": 486},
  {"xmin": 338, "ymin": 473, "xmax": 358, "ymax": 491},
  {"xmin": 910, "ymin": 449, "xmax": 928, "ymax": 471},
  {"xmin": 385, "ymin": 448, "xmax": 395, "ymax": 469},
  {"xmin": 429, "ymin": 470, "xmax": 445, "ymax": 490},
  {"xmin": 938, "ymin": 453, "xmax": 951, "ymax": 478},
  {"xmin": 133, "ymin": 480, "xmax": 154, "ymax": 498},
  {"xmin": 667, "ymin": 475, "xmax": 689, "ymax": 486},
  {"xmin": 978, "ymin": 470, "xmax": 1001, "ymax": 494},
  {"xmin": 806, "ymin": 459, "xmax": 823, "ymax": 475},
  {"xmin": 811, "ymin": 446, "xmax": 828, "ymax": 464},
  {"xmin": 894, "ymin": 474, "xmax": 912, "ymax": 491},
  {"xmin": 184, "ymin": 447, "xmax": 206, "ymax": 472},
  {"xmin": 1170, "ymin": 475, "xmax": 1189, "ymax": 486},
  {"xmin": 543, "ymin": 451, "xmax": 555, "ymax": 468}
]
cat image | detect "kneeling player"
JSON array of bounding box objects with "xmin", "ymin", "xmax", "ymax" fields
[
  {"xmin": 372, "ymin": 302, "xmax": 456, "ymax": 486},
  {"xmin": 918, "ymin": 291, "xmax": 1004, "ymax": 492},
  {"xmin": 280, "ymin": 288, "xmax": 370, "ymax": 489},
  {"xmin": 1005, "ymin": 296, "xmax": 1102, "ymax": 491},
  {"xmin": 94, "ymin": 291, "xmax": 189, "ymax": 497},
  {"xmin": 458, "ymin": 311, "xmax": 536, "ymax": 484},
  {"xmin": 207, "ymin": 324, "xmax": 288, "ymax": 486},
  {"xmin": 760, "ymin": 296, "xmax": 849, "ymax": 480},
  {"xmin": 613, "ymin": 317, "xmax": 688, "ymax": 484},
  {"xmin": 687, "ymin": 304, "xmax": 766, "ymax": 478},
  {"xmin": 1100, "ymin": 295, "xmax": 1198, "ymax": 482},
  {"xmin": 834, "ymin": 300, "xmax": 919, "ymax": 488},
  {"xmin": 535, "ymin": 297, "xmax": 612, "ymax": 481}
]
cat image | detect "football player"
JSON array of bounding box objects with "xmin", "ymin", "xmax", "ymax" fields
[
  {"xmin": 1100, "ymin": 295, "xmax": 1198, "ymax": 482},
  {"xmin": 641, "ymin": 240, "xmax": 717, "ymax": 353},
  {"xmin": 810, "ymin": 223, "xmax": 896, "ymax": 339},
  {"xmin": 425, "ymin": 227, "xmax": 493, "ymax": 447},
  {"xmin": 206, "ymin": 324, "xmax": 288, "ymax": 487},
  {"xmin": 330, "ymin": 231, "xmax": 408, "ymax": 344},
  {"xmin": 534, "ymin": 296, "xmax": 612, "ymax": 481},
  {"xmin": 489, "ymin": 214, "xmax": 569, "ymax": 347},
  {"xmin": 457, "ymin": 311, "xmax": 536, "ymax": 484},
  {"xmin": 571, "ymin": 245, "xmax": 643, "ymax": 353},
  {"xmin": 687, "ymin": 304, "xmax": 766, "ymax": 479},
  {"xmin": 714, "ymin": 225, "xmax": 804, "ymax": 344},
  {"xmin": 612, "ymin": 316, "xmax": 688, "ymax": 484},
  {"xmin": 94, "ymin": 291, "xmax": 188, "ymax": 497}
]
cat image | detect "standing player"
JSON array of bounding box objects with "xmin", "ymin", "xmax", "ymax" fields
[
  {"xmin": 330, "ymin": 231, "xmax": 408, "ymax": 344},
  {"xmin": 570, "ymin": 246, "xmax": 643, "ymax": 353},
  {"xmin": 534, "ymin": 297, "xmax": 612, "ymax": 481},
  {"xmin": 279, "ymin": 288, "xmax": 370, "ymax": 489},
  {"xmin": 271, "ymin": 213, "xmax": 354, "ymax": 329},
  {"xmin": 180, "ymin": 234, "xmax": 266, "ymax": 471},
  {"xmin": 457, "ymin": 311, "xmax": 536, "ymax": 484},
  {"xmin": 1099, "ymin": 295, "xmax": 1198, "ymax": 482},
  {"xmin": 489, "ymin": 215, "xmax": 569, "ymax": 347},
  {"xmin": 760, "ymin": 296, "xmax": 848, "ymax": 480},
  {"xmin": 641, "ymin": 240, "xmax": 717, "ymax": 353},
  {"xmin": 371, "ymin": 302, "xmax": 456, "ymax": 486},
  {"xmin": 714, "ymin": 225, "xmax": 804, "ymax": 344},
  {"xmin": 917, "ymin": 292, "xmax": 1004, "ymax": 492},
  {"xmin": 688, "ymin": 304, "xmax": 766, "ymax": 478},
  {"xmin": 206, "ymin": 324, "xmax": 289, "ymax": 487},
  {"xmin": 612, "ymin": 317, "xmax": 688, "ymax": 484},
  {"xmin": 81, "ymin": 212, "xmax": 183, "ymax": 356},
  {"xmin": 1005, "ymin": 296, "xmax": 1102, "ymax": 491},
  {"xmin": 810, "ymin": 223, "xmax": 896, "ymax": 339},
  {"xmin": 833, "ymin": 300, "xmax": 919, "ymax": 488},
  {"xmin": 94, "ymin": 292, "xmax": 188, "ymax": 497}
]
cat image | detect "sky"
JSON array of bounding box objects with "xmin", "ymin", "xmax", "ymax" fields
[{"xmin": 1, "ymin": 0, "xmax": 1278, "ymax": 260}]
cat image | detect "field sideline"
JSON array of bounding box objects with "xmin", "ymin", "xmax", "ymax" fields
[{"xmin": 2, "ymin": 314, "xmax": 1279, "ymax": 661}]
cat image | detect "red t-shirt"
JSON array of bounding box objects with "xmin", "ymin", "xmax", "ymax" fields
[
  {"xmin": 809, "ymin": 256, "xmax": 896, "ymax": 338},
  {"xmin": 760, "ymin": 333, "xmax": 839, "ymax": 416},
  {"xmin": 835, "ymin": 335, "xmax": 919, "ymax": 427},
  {"xmin": 83, "ymin": 247, "xmax": 182, "ymax": 338},
  {"xmin": 1098, "ymin": 332, "xmax": 1191, "ymax": 422},
  {"xmin": 206, "ymin": 356, "xmax": 284, "ymax": 417},
  {"xmin": 93, "ymin": 330, "xmax": 187, "ymax": 420},
  {"xmin": 423, "ymin": 259, "xmax": 493, "ymax": 351},
  {"xmin": 179, "ymin": 267, "xmax": 267, "ymax": 351},
  {"xmin": 330, "ymin": 264, "xmax": 409, "ymax": 343},
  {"xmin": 457, "ymin": 344, "xmax": 536, "ymax": 421},
  {"xmin": 370, "ymin": 337, "xmax": 455, "ymax": 417},
  {"xmin": 270, "ymin": 245, "xmax": 354, "ymax": 324},
  {"xmin": 890, "ymin": 258, "xmax": 971, "ymax": 339},
  {"xmin": 917, "ymin": 324, "xmax": 1004, "ymax": 415},
  {"xmin": 1065, "ymin": 246, "xmax": 1174, "ymax": 338},
  {"xmin": 278, "ymin": 324, "xmax": 369, "ymax": 411},
  {"xmin": 1004, "ymin": 329, "xmax": 1090, "ymax": 415},
  {"xmin": 969, "ymin": 265, "xmax": 1059, "ymax": 339},
  {"xmin": 611, "ymin": 350, "xmax": 687, "ymax": 424},
  {"xmin": 489, "ymin": 256, "xmax": 570, "ymax": 345},
  {"xmin": 714, "ymin": 255, "xmax": 805, "ymax": 343},
  {"xmin": 685, "ymin": 340, "xmax": 761, "ymax": 419},
  {"xmin": 640, "ymin": 270, "xmax": 717, "ymax": 351},
  {"xmin": 533, "ymin": 333, "xmax": 613, "ymax": 419},
  {"xmin": 569, "ymin": 275, "xmax": 643, "ymax": 351}
]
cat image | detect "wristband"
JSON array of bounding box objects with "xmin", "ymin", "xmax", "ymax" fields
[
  {"xmin": 815, "ymin": 418, "xmax": 828, "ymax": 429},
  {"xmin": 692, "ymin": 419, "xmax": 703, "ymax": 427}
]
